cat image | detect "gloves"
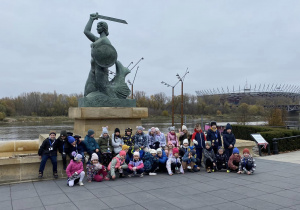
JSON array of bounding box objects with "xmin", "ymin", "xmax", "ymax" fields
[
  {"xmin": 75, "ymin": 172, "xmax": 78, "ymax": 175},
  {"xmin": 132, "ymin": 167, "xmax": 137, "ymax": 171},
  {"xmin": 193, "ymin": 140, "xmax": 198, "ymax": 145}
]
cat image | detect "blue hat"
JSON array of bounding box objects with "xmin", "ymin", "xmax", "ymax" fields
[
  {"xmin": 226, "ymin": 123, "xmax": 232, "ymax": 130},
  {"xmin": 188, "ymin": 146, "xmax": 195, "ymax": 151},
  {"xmin": 233, "ymin": 147, "xmax": 239, "ymax": 154},
  {"xmin": 88, "ymin": 129, "xmax": 95, "ymax": 136},
  {"xmin": 68, "ymin": 136, "xmax": 75, "ymax": 144}
]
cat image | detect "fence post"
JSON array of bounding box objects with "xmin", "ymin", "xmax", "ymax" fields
[{"xmin": 272, "ymin": 138, "xmax": 278, "ymax": 154}]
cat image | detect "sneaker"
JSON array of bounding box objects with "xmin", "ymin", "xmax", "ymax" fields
[
  {"xmin": 119, "ymin": 173, "xmax": 124, "ymax": 178},
  {"xmin": 127, "ymin": 174, "xmax": 132, "ymax": 178},
  {"xmin": 187, "ymin": 166, "xmax": 192, "ymax": 170},
  {"xmin": 79, "ymin": 181, "xmax": 84, "ymax": 186},
  {"xmin": 149, "ymin": 172, "xmax": 157, "ymax": 176},
  {"xmin": 38, "ymin": 172, "xmax": 43, "ymax": 179},
  {"xmin": 193, "ymin": 168, "xmax": 199, "ymax": 172},
  {"xmin": 53, "ymin": 173, "xmax": 58, "ymax": 179},
  {"xmin": 104, "ymin": 176, "xmax": 110, "ymax": 181},
  {"xmin": 140, "ymin": 173, "xmax": 144, "ymax": 177}
]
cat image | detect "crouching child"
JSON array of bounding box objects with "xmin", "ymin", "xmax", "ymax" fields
[
  {"xmin": 228, "ymin": 147, "xmax": 241, "ymax": 172},
  {"xmin": 238, "ymin": 148, "xmax": 256, "ymax": 175},
  {"xmin": 143, "ymin": 149, "xmax": 159, "ymax": 175},
  {"xmin": 182, "ymin": 149, "xmax": 198, "ymax": 172},
  {"xmin": 203, "ymin": 141, "xmax": 216, "ymax": 173},
  {"xmin": 214, "ymin": 147, "xmax": 229, "ymax": 172},
  {"xmin": 156, "ymin": 148, "xmax": 168, "ymax": 172},
  {"xmin": 127, "ymin": 152, "xmax": 144, "ymax": 177},
  {"xmin": 166, "ymin": 148, "xmax": 184, "ymax": 175},
  {"xmin": 108, "ymin": 150, "xmax": 128, "ymax": 179},
  {"xmin": 66, "ymin": 153, "xmax": 85, "ymax": 186},
  {"xmin": 86, "ymin": 153, "xmax": 109, "ymax": 182}
]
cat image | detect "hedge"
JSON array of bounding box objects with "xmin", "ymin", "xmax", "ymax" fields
[{"xmin": 231, "ymin": 125, "xmax": 300, "ymax": 153}]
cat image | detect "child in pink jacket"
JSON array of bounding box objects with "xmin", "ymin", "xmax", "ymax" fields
[
  {"xmin": 167, "ymin": 126, "xmax": 179, "ymax": 147},
  {"xmin": 66, "ymin": 153, "xmax": 85, "ymax": 187},
  {"xmin": 127, "ymin": 151, "xmax": 144, "ymax": 177}
]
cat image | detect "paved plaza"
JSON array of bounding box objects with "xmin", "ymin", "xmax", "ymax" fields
[{"xmin": 1, "ymin": 152, "xmax": 300, "ymax": 210}]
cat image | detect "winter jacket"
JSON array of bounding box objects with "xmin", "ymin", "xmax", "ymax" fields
[
  {"xmin": 166, "ymin": 155, "xmax": 184, "ymax": 175},
  {"xmin": 143, "ymin": 152, "xmax": 159, "ymax": 171},
  {"xmin": 57, "ymin": 136, "xmax": 72, "ymax": 154},
  {"xmin": 167, "ymin": 132, "xmax": 179, "ymax": 147},
  {"xmin": 156, "ymin": 150, "xmax": 168, "ymax": 164},
  {"xmin": 228, "ymin": 154, "xmax": 242, "ymax": 169},
  {"xmin": 83, "ymin": 135, "xmax": 100, "ymax": 153},
  {"xmin": 215, "ymin": 153, "xmax": 228, "ymax": 165},
  {"xmin": 86, "ymin": 163, "xmax": 105, "ymax": 182},
  {"xmin": 98, "ymin": 136, "xmax": 113, "ymax": 154},
  {"xmin": 122, "ymin": 134, "xmax": 134, "ymax": 147},
  {"xmin": 207, "ymin": 128, "xmax": 222, "ymax": 149},
  {"xmin": 128, "ymin": 159, "xmax": 144, "ymax": 171},
  {"xmin": 147, "ymin": 129, "xmax": 156, "ymax": 148},
  {"xmin": 133, "ymin": 132, "xmax": 148, "ymax": 148},
  {"xmin": 66, "ymin": 159, "xmax": 84, "ymax": 177},
  {"xmin": 182, "ymin": 151, "xmax": 197, "ymax": 163},
  {"xmin": 129, "ymin": 149, "xmax": 144, "ymax": 161},
  {"xmin": 179, "ymin": 131, "xmax": 192, "ymax": 146},
  {"xmin": 108, "ymin": 154, "xmax": 128, "ymax": 177},
  {"xmin": 191, "ymin": 128, "xmax": 206, "ymax": 149},
  {"xmin": 223, "ymin": 131, "xmax": 236, "ymax": 149},
  {"xmin": 203, "ymin": 148, "xmax": 215, "ymax": 165},
  {"xmin": 38, "ymin": 138, "xmax": 59, "ymax": 156},
  {"xmin": 179, "ymin": 146, "xmax": 189, "ymax": 158},
  {"xmin": 111, "ymin": 134, "xmax": 124, "ymax": 154},
  {"xmin": 155, "ymin": 133, "xmax": 166, "ymax": 147},
  {"xmin": 76, "ymin": 140, "xmax": 86, "ymax": 154},
  {"xmin": 239, "ymin": 155, "xmax": 256, "ymax": 173}
]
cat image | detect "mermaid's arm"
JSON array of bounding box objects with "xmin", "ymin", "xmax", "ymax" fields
[{"xmin": 84, "ymin": 14, "xmax": 98, "ymax": 42}]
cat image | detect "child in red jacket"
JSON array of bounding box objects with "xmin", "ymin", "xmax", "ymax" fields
[{"xmin": 66, "ymin": 153, "xmax": 85, "ymax": 187}]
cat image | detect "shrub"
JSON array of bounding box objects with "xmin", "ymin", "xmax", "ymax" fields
[
  {"xmin": 161, "ymin": 110, "xmax": 169, "ymax": 116},
  {"xmin": 0, "ymin": 112, "xmax": 6, "ymax": 121}
]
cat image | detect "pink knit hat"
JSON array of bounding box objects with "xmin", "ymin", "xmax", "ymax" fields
[{"xmin": 119, "ymin": 150, "xmax": 126, "ymax": 156}]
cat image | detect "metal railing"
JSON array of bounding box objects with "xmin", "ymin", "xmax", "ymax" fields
[{"xmin": 272, "ymin": 135, "xmax": 300, "ymax": 154}]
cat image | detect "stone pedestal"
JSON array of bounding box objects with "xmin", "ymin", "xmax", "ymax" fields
[{"xmin": 68, "ymin": 107, "xmax": 148, "ymax": 137}]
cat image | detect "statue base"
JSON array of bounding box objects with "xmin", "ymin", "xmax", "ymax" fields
[
  {"xmin": 68, "ymin": 107, "xmax": 148, "ymax": 137},
  {"xmin": 78, "ymin": 91, "xmax": 136, "ymax": 107}
]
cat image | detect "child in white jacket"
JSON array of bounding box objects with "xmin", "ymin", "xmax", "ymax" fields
[
  {"xmin": 166, "ymin": 148, "xmax": 184, "ymax": 175},
  {"xmin": 111, "ymin": 128, "xmax": 124, "ymax": 154}
]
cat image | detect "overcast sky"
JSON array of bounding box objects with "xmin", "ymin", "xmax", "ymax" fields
[{"xmin": 1, "ymin": 0, "xmax": 299, "ymax": 98}]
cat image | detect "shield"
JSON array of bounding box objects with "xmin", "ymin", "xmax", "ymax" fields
[{"xmin": 91, "ymin": 44, "xmax": 118, "ymax": 68}]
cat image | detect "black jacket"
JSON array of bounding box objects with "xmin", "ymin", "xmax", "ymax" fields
[
  {"xmin": 38, "ymin": 138, "xmax": 59, "ymax": 156},
  {"xmin": 57, "ymin": 136, "xmax": 72, "ymax": 154},
  {"xmin": 207, "ymin": 129, "xmax": 222, "ymax": 149},
  {"xmin": 223, "ymin": 132, "xmax": 236, "ymax": 149}
]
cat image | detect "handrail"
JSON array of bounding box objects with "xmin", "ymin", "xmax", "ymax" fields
[{"xmin": 272, "ymin": 135, "xmax": 300, "ymax": 154}]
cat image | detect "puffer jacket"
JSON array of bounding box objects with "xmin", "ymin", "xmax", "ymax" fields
[
  {"xmin": 191, "ymin": 128, "xmax": 206, "ymax": 148},
  {"xmin": 143, "ymin": 152, "xmax": 159, "ymax": 171},
  {"xmin": 133, "ymin": 132, "xmax": 148, "ymax": 148},
  {"xmin": 167, "ymin": 132, "xmax": 179, "ymax": 147},
  {"xmin": 83, "ymin": 135, "xmax": 100, "ymax": 153},
  {"xmin": 203, "ymin": 148, "xmax": 215, "ymax": 164},
  {"xmin": 111, "ymin": 134, "xmax": 124, "ymax": 154},
  {"xmin": 182, "ymin": 151, "xmax": 197, "ymax": 163},
  {"xmin": 66, "ymin": 159, "xmax": 84, "ymax": 177},
  {"xmin": 239, "ymin": 155, "xmax": 256, "ymax": 173},
  {"xmin": 215, "ymin": 153, "xmax": 228, "ymax": 165},
  {"xmin": 128, "ymin": 159, "xmax": 144, "ymax": 170},
  {"xmin": 156, "ymin": 150, "xmax": 168, "ymax": 164},
  {"xmin": 207, "ymin": 128, "xmax": 222, "ymax": 149},
  {"xmin": 98, "ymin": 136, "xmax": 113, "ymax": 154},
  {"xmin": 228, "ymin": 154, "xmax": 242, "ymax": 169}
]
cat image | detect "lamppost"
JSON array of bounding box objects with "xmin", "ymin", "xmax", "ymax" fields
[
  {"xmin": 176, "ymin": 68, "xmax": 189, "ymax": 128},
  {"xmin": 161, "ymin": 81, "xmax": 180, "ymax": 126},
  {"xmin": 128, "ymin": 66, "xmax": 140, "ymax": 99}
]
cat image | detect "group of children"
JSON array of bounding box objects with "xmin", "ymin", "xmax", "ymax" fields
[{"xmin": 38, "ymin": 122, "xmax": 256, "ymax": 186}]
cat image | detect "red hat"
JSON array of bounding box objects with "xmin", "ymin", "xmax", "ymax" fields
[
  {"xmin": 119, "ymin": 150, "xmax": 126, "ymax": 156},
  {"xmin": 172, "ymin": 148, "xmax": 179, "ymax": 154},
  {"xmin": 243, "ymin": 148, "xmax": 250, "ymax": 154}
]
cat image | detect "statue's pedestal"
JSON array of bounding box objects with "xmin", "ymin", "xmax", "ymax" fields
[{"xmin": 68, "ymin": 107, "xmax": 148, "ymax": 137}]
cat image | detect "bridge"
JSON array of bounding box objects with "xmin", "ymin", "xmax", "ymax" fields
[{"xmin": 264, "ymin": 104, "xmax": 300, "ymax": 112}]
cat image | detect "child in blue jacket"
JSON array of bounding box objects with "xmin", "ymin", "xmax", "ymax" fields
[
  {"xmin": 83, "ymin": 129, "xmax": 101, "ymax": 162},
  {"xmin": 156, "ymin": 148, "xmax": 168, "ymax": 172},
  {"xmin": 223, "ymin": 123, "xmax": 236, "ymax": 158},
  {"xmin": 191, "ymin": 124, "xmax": 206, "ymax": 167}
]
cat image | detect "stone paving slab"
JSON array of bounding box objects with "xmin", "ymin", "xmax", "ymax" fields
[{"xmin": 1, "ymin": 155, "xmax": 300, "ymax": 210}]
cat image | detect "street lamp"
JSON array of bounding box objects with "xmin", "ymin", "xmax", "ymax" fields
[
  {"xmin": 161, "ymin": 81, "xmax": 180, "ymax": 126},
  {"xmin": 128, "ymin": 66, "xmax": 140, "ymax": 99},
  {"xmin": 176, "ymin": 68, "xmax": 189, "ymax": 128}
]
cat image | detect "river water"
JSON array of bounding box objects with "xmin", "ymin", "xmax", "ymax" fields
[{"xmin": 0, "ymin": 113, "xmax": 299, "ymax": 141}]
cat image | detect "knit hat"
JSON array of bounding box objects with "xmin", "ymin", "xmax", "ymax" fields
[
  {"xmin": 133, "ymin": 151, "xmax": 140, "ymax": 156},
  {"xmin": 125, "ymin": 127, "xmax": 132, "ymax": 133},
  {"xmin": 233, "ymin": 147, "xmax": 239, "ymax": 154},
  {"xmin": 150, "ymin": 127, "xmax": 156, "ymax": 133},
  {"xmin": 114, "ymin": 128, "xmax": 120, "ymax": 133},
  {"xmin": 155, "ymin": 127, "xmax": 160, "ymax": 132},
  {"xmin": 172, "ymin": 148, "xmax": 179, "ymax": 154},
  {"xmin": 60, "ymin": 130, "xmax": 67, "ymax": 137},
  {"xmin": 183, "ymin": 139, "xmax": 189, "ymax": 144},
  {"xmin": 74, "ymin": 135, "xmax": 81, "ymax": 139},
  {"xmin": 88, "ymin": 129, "xmax": 95, "ymax": 136},
  {"xmin": 168, "ymin": 126, "xmax": 175, "ymax": 132},
  {"xmin": 91, "ymin": 153, "xmax": 98, "ymax": 161},
  {"xmin": 119, "ymin": 150, "xmax": 126, "ymax": 157},
  {"xmin": 205, "ymin": 141, "xmax": 211, "ymax": 147},
  {"xmin": 67, "ymin": 132, "xmax": 73, "ymax": 136},
  {"xmin": 49, "ymin": 131, "xmax": 56, "ymax": 136},
  {"xmin": 225, "ymin": 123, "xmax": 232, "ymax": 130},
  {"xmin": 134, "ymin": 145, "xmax": 140, "ymax": 151},
  {"xmin": 68, "ymin": 136, "xmax": 75, "ymax": 144},
  {"xmin": 189, "ymin": 146, "xmax": 195, "ymax": 151},
  {"xmin": 156, "ymin": 148, "xmax": 162, "ymax": 154},
  {"xmin": 102, "ymin": 126, "xmax": 108, "ymax": 135},
  {"xmin": 150, "ymin": 149, "xmax": 157, "ymax": 154},
  {"xmin": 137, "ymin": 126, "xmax": 144, "ymax": 131},
  {"xmin": 211, "ymin": 121, "xmax": 217, "ymax": 127},
  {"xmin": 218, "ymin": 146, "xmax": 224, "ymax": 151},
  {"xmin": 74, "ymin": 153, "xmax": 82, "ymax": 161},
  {"xmin": 182, "ymin": 125, "xmax": 187, "ymax": 131},
  {"xmin": 122, "ymin": 145, "xmax": 130, "ymax": 150},
  {"xmin": 243, "ymin": 148, "xmax": 250, "ymax": 154}
]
